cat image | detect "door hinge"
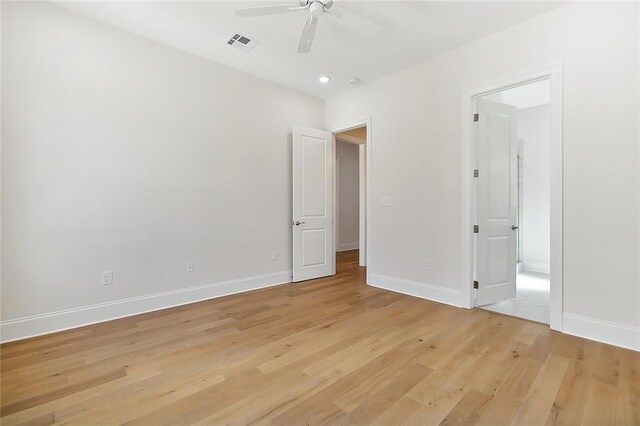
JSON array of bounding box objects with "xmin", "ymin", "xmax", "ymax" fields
[
  {"xmin": 473, "ymin": 225, "xmax": 479, "ymax": 233},
  {"xmin": 473, "ymin": 280, "xmax": 479, "ymax": 289},
  {"xmin": 473, "ymin": 169, "xmax": 479, "ymax": 178},
  {"xmin": 473, "ymin": 113, "xmax": 479, "ymax": 122}
]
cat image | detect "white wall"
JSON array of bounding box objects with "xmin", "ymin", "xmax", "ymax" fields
[
  {"xmin": 336, "ymin": 141, "xmax": 359, "ymax": 251},
  {"xmin": 518, "ymin": 104, "xmax": 551, "ymax": 274},
  {"xmin": 1, "ymin": 2, "xmax": 325, "ymax": 341},
  {"xmin": 326, "ymin": 2, "xmax": 639, "ymax": 350}
]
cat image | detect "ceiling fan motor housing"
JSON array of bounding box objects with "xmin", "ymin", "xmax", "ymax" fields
[{"xmin": 310, "ymin": 2, "xmax": 324, "ymax": 17}]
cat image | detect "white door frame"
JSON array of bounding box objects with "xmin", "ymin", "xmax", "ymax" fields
[
  {"xmin": 331, "ymin": 118, "xmax": 371, "ymax": 274},
  {"xmin": 461, "ymin": 64, "xmax": 563, "ymax": 331}
]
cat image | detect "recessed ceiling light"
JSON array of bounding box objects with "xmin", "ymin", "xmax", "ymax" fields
[{"xmin": 318, "ymin": 76, "xmax": 331, "ymax": 84}]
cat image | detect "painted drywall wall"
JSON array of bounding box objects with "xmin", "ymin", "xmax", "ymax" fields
[
  {"xmin": 1, "ymin": 2, "xmax": 325, "ymax": 340},
  {"xmin": 326, "ymin": 2, "xmax": 639, "ymax": 348},
  {"xmin": 337, "ymin": 141, "xmax": 359, "ymax": 251},
  {"xmin": 518, "ymin": 104, "xmax": 551, "ymax": 274}
]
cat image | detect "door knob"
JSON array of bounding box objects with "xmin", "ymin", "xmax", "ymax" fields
[
  {"xmin": 294, "ymin": 221, "xmax": 306, "ymax": 226},
  {"xmin": 511, "ymin": 225, "xmax": 519, "ymax": 230}
]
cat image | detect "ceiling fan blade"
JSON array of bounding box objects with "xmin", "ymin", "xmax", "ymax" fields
[
  {"xmin": 234, "ymin": 5, "xmax": 301, "ymax": 18},
  {"xmin": 324, "ymin": 8, "xmax": 341, "ymax": 18},
  {"xmin": 297, "ymin": 15, "xmax": 318, "ymax": 54}
]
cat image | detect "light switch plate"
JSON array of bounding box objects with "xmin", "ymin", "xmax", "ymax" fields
[{"xmin": 101, "ymin": 271, "xmax": 113, "ymax": 285}]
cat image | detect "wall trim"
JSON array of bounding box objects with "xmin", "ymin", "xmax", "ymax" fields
[
  {"xmin": 368, "ymin": 273, "xmax": 465, "ymax": 308},
  {"xmin": 563, "ymin": 313, "xmax": 640, "ymax": 352},
  {"xmin": 369, "ymin": 275, "xmax": 638, "ymax": 352},
  {"xmin": 338, "ymin": 242, "xmax": 359, "ymax": 252},
  {"xmin": 0, "ymin": 270, "xmax": 292, "ymax": 344}
]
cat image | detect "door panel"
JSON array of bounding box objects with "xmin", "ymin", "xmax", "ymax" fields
[
  {"xmin": 301, "ymin": 228, "xmax": 327, "ymax": 267},
  {"xmin": 301, "ymin": 136, "xmax": 327, "ymax": 217},
  {"xmin": 488, "ymin": 116, "xmax": 511, "ymax": 219},
  {"xmin": 293, "ymin": 126, "xmax": 334, "ymax": 282},
  {"xmin": 476, "ymin": 99, "xmax": 518, "ymax": 306}
]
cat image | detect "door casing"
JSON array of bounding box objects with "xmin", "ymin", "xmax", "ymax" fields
[{"xmin": 461, "ymin": 64, "xmax": 564, "ymax": 331}]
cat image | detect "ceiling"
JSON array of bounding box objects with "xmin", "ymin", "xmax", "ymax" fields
[{"xmin": 56, "ymin": 1, "xmax": 567, "ymax": 99}]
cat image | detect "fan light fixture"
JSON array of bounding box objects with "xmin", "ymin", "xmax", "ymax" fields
[{"xmin": 318, "ymin": 76, "xmax": 331, "ymax": 83}]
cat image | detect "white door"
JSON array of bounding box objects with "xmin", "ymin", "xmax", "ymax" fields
[
  {"xmin": 475, "ymin": 99, "xmax": 518, "ymax": 306},
  {"xmin": 292, "ymin": 125, "xmax": 334, "ymax": 282}
]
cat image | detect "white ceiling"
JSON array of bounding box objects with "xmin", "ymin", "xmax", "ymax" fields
[{"xmin": 56, "ymin": 1, "xmax": 567, "ymax": 99}]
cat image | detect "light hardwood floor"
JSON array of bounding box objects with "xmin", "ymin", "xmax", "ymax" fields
[{"xmin": 1, "ymin": 250, "xmax": 638, "ymax": 425}]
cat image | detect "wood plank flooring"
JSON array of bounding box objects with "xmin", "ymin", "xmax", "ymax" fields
[{"xmin": 1, "ymin": 250, "xmax": 638, "ymax": 425}]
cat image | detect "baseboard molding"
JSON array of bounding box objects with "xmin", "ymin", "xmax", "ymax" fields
[
  {"xmin": 522, "ymin": 261, "xmax": 550, "ymax": 274},
  {"xmin": 6, "ymin": 271, "xmax": 637, "ymax": 353},
  {"xmin": 369, "ymin": 275, "xmax": 639, "ymax": 352},
  {"xmin": 368, "ymin": 273, "xmax": 465, "ymax": 308},
  {"xmin": 338, "ymin": 242, "xmax": 359, "ymax": 252},
  {"xmin": 0, "ymin": 270, "xmax": 292, "ymax": 344},
  {"xmin": 563, "ymin": 313, "xmax": 640, "ymax": 352}
]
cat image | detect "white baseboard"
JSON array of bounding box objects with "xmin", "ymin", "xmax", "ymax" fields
[
  {"xmin": 522, "ymin": 261, "xmax": 550, "ymax": 274},
  {"xmin": 563, "ymin": 313, "xmax": 640, "ymax": 352},
  {"xmin": 0, "ymin": 270, "xmax": 292, "ymax": 344},
  {"xmin": 338, "ymin": 242, "xmax": 359, "ymax": 252},
  {"xmin": 369, "ymin": 276, "xmax": 639, "ymax": 353},
  {"xmin": 6, "ymin": 271, "xmax": 637, "ymax": 353},
  {"xmin": 368, "ymin": 273, "xmax": 466, "ymax": 308}
]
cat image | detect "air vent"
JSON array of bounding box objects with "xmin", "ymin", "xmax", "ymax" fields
[{"xmin": 226, "ymin": 33, "xmax": 259, "ymax": 52}]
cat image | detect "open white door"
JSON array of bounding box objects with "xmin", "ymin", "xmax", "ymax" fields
[
  {"xmin": 292, "ymin": 125, "xmax": 334, "ymax": 282},
  {"xmin": 475, "ymin": 99, "xmax": 518, "ymax": 306}
]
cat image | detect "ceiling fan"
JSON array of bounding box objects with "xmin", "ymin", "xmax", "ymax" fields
[{"xmin": 234, "ymin": 0, "xmax": 338, "ymax": 54}]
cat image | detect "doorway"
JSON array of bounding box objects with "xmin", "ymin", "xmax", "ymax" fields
[
  {"xmin": 462, "ymin": 65, "xmax": 563, "ymax": 331},
  {"xmin": 334, "ymin": 126, "xmax": 366, "ymax": 267},
  {"xmin": 478, "ymin": 80, "xmax": 551, "ymax": 324}
]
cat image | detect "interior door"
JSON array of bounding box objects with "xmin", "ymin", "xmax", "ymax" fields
[
  {"xmin": 292, "ymin": 125, "xmax": 334, "ymax": 282},
  {"xmin": 475, "ymin": 98, "xmax": 518, "ymax": 306}
]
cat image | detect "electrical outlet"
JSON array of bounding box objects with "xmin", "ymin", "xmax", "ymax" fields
[
  {"xmin": 424, "ymin": 258, "xmax": 433, "ymax": 270},
  {"xmin": 271, "ymin": 250, "xmax": 278, "ymax": 260},
  {"xmin": 185, "ymin": 261, "xmax": 194, "ymax": 273},
  {"xmin": 101, "ymin": 271, "xmax": 113, "ymax": 285}
]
